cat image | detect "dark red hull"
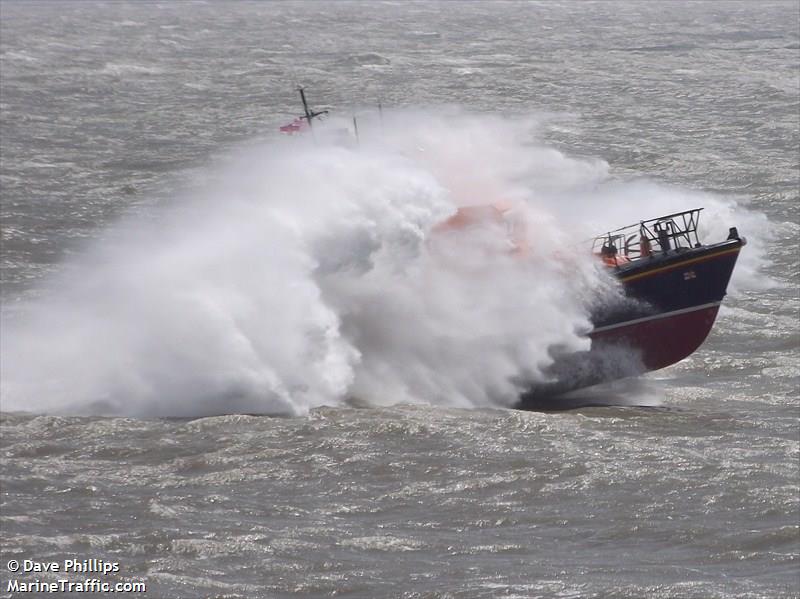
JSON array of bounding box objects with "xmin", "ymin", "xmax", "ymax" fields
[
  {"xmin": 517, "ymin": 237, "xmax": 744, "ymax": 406},
  {"xmin": 590, "ymin": 302, "xmax": 721, "ymax": 372}
]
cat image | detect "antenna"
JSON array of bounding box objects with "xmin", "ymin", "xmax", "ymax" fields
[{"xmin": 297, "ymin": 86, "xmax": 328, "ymax": 129}]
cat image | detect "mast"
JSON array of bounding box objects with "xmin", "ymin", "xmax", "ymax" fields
[{"xmin": 297, "ymin": 86, "xmax": 328, "ymax": 129}]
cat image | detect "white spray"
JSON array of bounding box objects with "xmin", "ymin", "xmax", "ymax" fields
[{"xmin": 0, "ymin": 110, "xmax": 769, "ymax": 416}]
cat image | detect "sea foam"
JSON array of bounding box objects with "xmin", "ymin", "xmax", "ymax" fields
[{"xmin": 0, "ymin": 110, "xmax": 769, "ymax": 416}]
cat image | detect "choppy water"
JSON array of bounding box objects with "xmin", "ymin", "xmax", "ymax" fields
[{"xmin": 1, "ymin": 1, "xmax": 798, "ymax": 597}]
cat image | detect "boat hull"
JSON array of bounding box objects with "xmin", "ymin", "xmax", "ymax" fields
[
  {"xmin": 517, "ymin": 238, "xmax": 744, "ymax": 406},
  {"xmin": 590, "ymin": 301, "xmax": 721, "ymax": 372}
]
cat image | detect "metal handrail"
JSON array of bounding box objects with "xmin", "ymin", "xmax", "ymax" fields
[{"xmin": 592, "ymin": 208, "xmax": 704, "ymax": 266}]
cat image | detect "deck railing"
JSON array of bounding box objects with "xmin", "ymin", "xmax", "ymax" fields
[{"xmin": 592, "ymin": 208, "xmax": 703, "ymax": 266}]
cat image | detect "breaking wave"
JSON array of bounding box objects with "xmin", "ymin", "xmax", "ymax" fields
[{"xmin": 0, "ymin": 110, "xmax": 770, "ymax": 416}]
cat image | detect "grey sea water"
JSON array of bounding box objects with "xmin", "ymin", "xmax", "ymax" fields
[{"xmin": 1, "ymin": 1, "xmax": 798, "ymax": 597}]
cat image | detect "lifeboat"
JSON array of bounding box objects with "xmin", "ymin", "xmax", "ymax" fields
[{"xmin": 518, "ymin": 208, "xmax": 746, "ymax": 406}]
